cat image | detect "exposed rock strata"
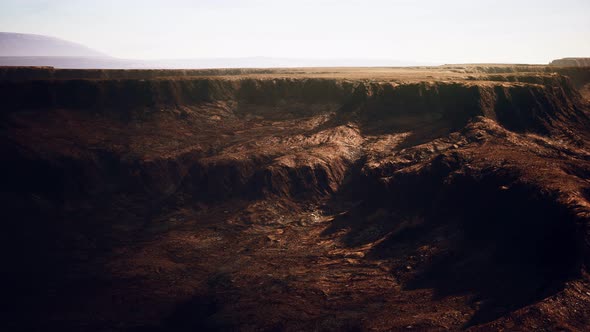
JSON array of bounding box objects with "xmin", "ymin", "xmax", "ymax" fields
[{"xmin": 3, "ymin": 66, "xmax": 590, "ymax": 331}]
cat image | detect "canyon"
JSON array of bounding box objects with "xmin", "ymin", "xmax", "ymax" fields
[{"xmin": 3, "ymin": 65, "xmax": 590, "ymax": 331}]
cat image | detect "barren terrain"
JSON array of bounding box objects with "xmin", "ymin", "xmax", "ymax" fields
[{"xmin": 3, "ymin": 65, "xmax": 590, "ymax": 331}]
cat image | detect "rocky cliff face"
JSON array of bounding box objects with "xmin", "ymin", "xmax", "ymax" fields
[
  {"xmin": 3, "ymin": 66, "xmax": 590, "ymax": 331},
  {"xmin": 3, "ymin": 75, "xmax": 584, "ymax": 201},
  {"xmin": 550, "ymin": 58, "xmax": 590, "ymax": 67}
]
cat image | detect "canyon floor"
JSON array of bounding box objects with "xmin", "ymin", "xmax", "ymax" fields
[{"xmin": 3, "ymin": 66, "xmax": 590, "ymax": 331}]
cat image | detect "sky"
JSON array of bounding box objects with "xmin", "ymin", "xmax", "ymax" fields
[{"xmin": 1, "ymin": 0, "xmax": 589, "ymax": 64}]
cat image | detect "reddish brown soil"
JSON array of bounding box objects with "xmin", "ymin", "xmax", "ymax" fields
[{"xmin": 3, "ymin": 66, "xmax": 590, "ymax": 331}]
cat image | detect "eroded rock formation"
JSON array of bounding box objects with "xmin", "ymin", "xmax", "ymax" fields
[{"xmin": 3, "ymin": 66, "xmax": 590, "ymax": 331}]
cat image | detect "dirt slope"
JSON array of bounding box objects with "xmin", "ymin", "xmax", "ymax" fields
[{"xmin": 3, "ymin": 66, "xmax": 590, "ymax": 331}]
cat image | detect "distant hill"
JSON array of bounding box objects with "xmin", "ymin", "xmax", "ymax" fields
[
  {"xmin": 0, "ymin": 55, "xmax": 436, "ymax": 70},
  {"xmin": 0, "ymin": 32, "xmax": 107, "ymax": 57},
  {"xmin": 0, "ymin": 56, "xmax": 139, "ymax": 69},
  {"xmin": 550, "ymin": 58, "xmax": 590, "ymax": 67},
  {"xmin": 0, "ymin": 32, "xmax": 436, "ymax": 69}
]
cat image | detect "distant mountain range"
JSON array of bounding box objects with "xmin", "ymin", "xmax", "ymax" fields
[
  {"xmin": 0, "ymin": 32, "xmax": 107, "ymax": 57},
  {"xmin": 0, "ymin": 32, "xmax": 437, "ymax": 69},
  {"xmin": 5, "ymin": 32, "xmax": 586, "ymax": 69}
]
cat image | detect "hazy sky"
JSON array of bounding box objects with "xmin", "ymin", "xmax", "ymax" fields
[{"xmin": 1, "ymin": 0, "xmax": 589, "ymax": 63}]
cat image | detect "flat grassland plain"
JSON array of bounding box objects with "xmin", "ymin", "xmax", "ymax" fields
[{"xmin": 3, "ymin": 65, "xmax": 590, "ymax": 331}]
